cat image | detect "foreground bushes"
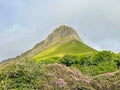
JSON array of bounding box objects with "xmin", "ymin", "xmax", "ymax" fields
[
  {"xmin": 91, "ymin": 71, "xmax": 120, "ymax": 90},
  {"xmin": 0, "ymin": 50, "xmax": 120, "ymax": 90},
  {"xmin": 0, "ymin": 60, "xmax": 47, "ymax": 90},
  {"xmin": 0, "ymin": 55, "xmax": 120, "ymax": 90},
  {"xmin": 0, "ymin": 59, "xmax": 94, "ymax": 90}
]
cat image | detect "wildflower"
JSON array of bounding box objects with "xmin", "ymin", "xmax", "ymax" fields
[
  {"xmin": 83, "ymin": 76, "xmax": 90, "ymax": 83},
  {"xmin": 56, "ymin": 78, "xmax": 67, "ymax": 87}
]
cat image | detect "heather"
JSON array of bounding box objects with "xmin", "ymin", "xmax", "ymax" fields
[
  {"xmin": 91, "ymin": 71, "xmax": 120, "ymax": 90},
  {"xmin": 0, "ymin": 59, "xmax": 94, "ymax": 90}
]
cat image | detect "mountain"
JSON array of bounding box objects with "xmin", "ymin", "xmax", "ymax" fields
[
  {"xmin": 1, "ymin": 25, "xmax": 95, "ymax": 62},
  {"xmin": 22, "ymin": 25, "xmax": 83, "ymax": 57},
  {"xmin": 24, "ymin": 25, "xmax": 95, "ymax": 61}
]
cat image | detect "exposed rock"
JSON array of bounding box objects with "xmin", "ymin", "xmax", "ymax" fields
[{"xmin": 45, "ymin": 25, "xmax": 82, "ymax": 46}]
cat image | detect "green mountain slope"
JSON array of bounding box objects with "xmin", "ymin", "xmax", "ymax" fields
[{"xmin": 33, "ymin": 40, "xmax": 96, "ymax": 61}]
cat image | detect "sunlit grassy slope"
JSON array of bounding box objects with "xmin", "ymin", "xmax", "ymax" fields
[{"xmin": 33, "ymin": 40, "xmax": 96, "ymax": 61}]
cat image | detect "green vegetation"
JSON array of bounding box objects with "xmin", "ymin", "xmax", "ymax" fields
[
  {"xmin": 38, "ymin": 51, "xmax": 119, "ymax": 76},
  {"xmin": 59, "ymin": 51, "xmax": 119, "ymax": 76},
  {"xmin": 0, "ymin": 55, "xmax": 120, "ymax": 90},
  {"xmin": 0, "ymin": 60, "xmax": 47, "ymax": 90},
  {"xmin": 33, "ymin": 40, "xmax": 96, "ymax": 62},
  {"xmin": 0, "ymin": 50, "xmax": 120, "ymax": 90},
  {"xmin": 0, "ymin": 59, "xmax": 94, "ymax": 90}
]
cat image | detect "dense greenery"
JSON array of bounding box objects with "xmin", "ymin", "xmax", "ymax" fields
[
  {"xmin": 0, "ymin": 60, "xmax": 47, "ymax": 90},
  {"xmin": 59, "ymin": 51, "xmax": 119, "ymax": 75},
  {"xmin": 35, "ymin": 50, "xmax": 120, "ymax": 76}
]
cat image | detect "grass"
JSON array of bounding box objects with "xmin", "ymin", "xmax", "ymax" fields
[{"xmin": 33, "ymin": 40, "xmax": 96, "ymax": 62}]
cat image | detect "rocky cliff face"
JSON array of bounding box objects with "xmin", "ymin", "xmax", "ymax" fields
[
  {"xmin": 44, "ymin": 25, "xmax": 82, "ymax": 46},
  {"xmin": 11, "ymin": 25, "xmax": 82, "ymax": 59}
]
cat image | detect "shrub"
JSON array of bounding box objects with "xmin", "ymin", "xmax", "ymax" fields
[
  {"xmin": 113, "ymin": 54, "xmax": 120, "ymax": 69},
  {"xmin": 91, "ymin": 71, "xmax": 120, "ymax": 90},
  {"xmin": 60, "ymin": 55, "xmax": 79, "ymax": 66},
  {"xmin": 90, "ymin": 51, "xmax": 113, "ymax": 65},
  {"xmin": 78, "ymin": 53, "xmax": 92, "ymax": 66},
  {"xmin": 0, "ymin": 59, "xmax": 47, "ymax": 90},
  {"xmin": 59, "ymin": 51, "xmax": 119, "ymax": 76},
  {"xmin": 0, "ymin": 58, "xmax": 95, "ymax": 90}
]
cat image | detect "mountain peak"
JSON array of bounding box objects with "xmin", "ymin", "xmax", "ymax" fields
[
  {"xmin": 45, "ymin": 25, "xmax": 82, "ymax": 45},
  {"xmin": 53, "ymin": 25, "xmax": 73, "ymax": 32},
  {"xmin": 53, "ymin": 25, "xmax": 79, "ymax": 36}
]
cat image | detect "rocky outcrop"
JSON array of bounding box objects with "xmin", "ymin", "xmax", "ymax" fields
[{"xmin": 44, "ymin": 25, "xmax": 82, "ymax": 46}]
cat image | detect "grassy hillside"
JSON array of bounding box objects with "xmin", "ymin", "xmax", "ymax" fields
[{"xmin": 33, "ymin": 40, "xmax": 96, "ymax": 61}]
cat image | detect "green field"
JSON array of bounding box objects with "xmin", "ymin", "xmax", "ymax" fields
[{"xmin": 33, "ymin": 40, "xmax": 96, "ymax": 61}]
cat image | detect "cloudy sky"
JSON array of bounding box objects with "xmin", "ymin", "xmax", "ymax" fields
[{"xmin": 0, "ymin": 0, "xmax": 120, "ymax": 61}]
